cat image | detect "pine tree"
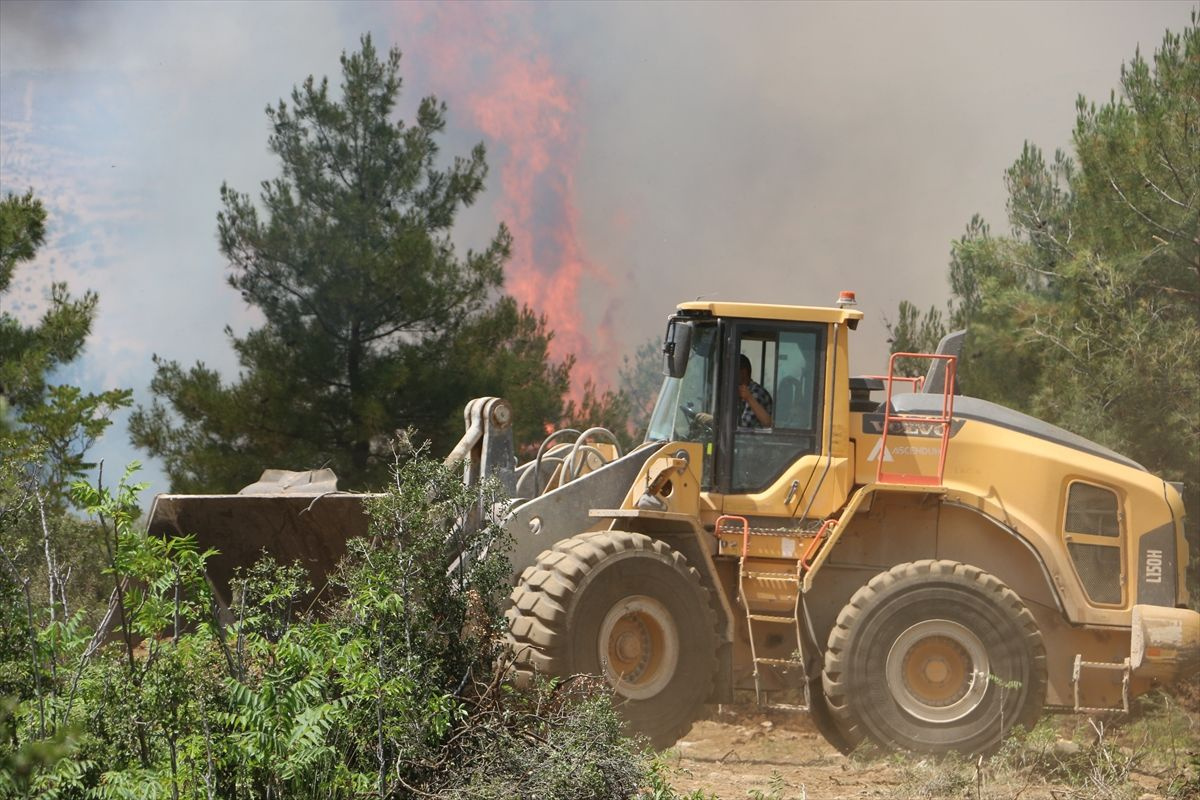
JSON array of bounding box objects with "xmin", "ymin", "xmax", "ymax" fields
[
  {"xmin": 131, "ymin": 37, "xmax": 577, "ymax": 492},
  {"xmin": 888, "ymin": 15, "xmax": 1198, "ymax": 497},
  {"xmin": 0, "ymin": 190, "xmax": 131, "ymax": 502}
]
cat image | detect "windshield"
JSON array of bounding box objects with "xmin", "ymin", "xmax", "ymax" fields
[{"xmin": 645, "ymin": 323, "xmax": 719, "ymax": 443}]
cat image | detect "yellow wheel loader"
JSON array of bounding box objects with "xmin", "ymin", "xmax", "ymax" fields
[{"xmin": 148, "ymin": 296, "xmax": 1199, "ymax": 755}]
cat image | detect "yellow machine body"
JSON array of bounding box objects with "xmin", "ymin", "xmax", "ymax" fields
[
  {"xmin": 591, "ymin": 299, "xmax": 1196, "ymax": 732},
  {"xmin": 151, "ymin": 299, "xmax": 1198, "ymax": 754}
]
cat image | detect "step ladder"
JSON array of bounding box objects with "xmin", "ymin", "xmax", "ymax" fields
[
  {"xmin": 1072, "ymin": 655, "xmax": 1131, "ymax": 713},
  {"xmin": 719, "ymin": 514, "xmax": 811, "ymax": 711}
]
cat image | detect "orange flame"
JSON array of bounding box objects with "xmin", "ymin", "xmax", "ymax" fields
[{"xmin": 392, "ymin": 3, "xmax": 617, "ymax": 395}]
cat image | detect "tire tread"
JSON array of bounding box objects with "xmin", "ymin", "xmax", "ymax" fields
[
  {"xmin": 507, "ymin": 529, "xmax": 718, "ymax": 748},
  {"xmin": 821, "ymin": 559, "xmax": 1047, "ymax": 754}
]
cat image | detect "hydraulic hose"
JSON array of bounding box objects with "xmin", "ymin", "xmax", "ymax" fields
[
  {"xmin": 564, "ymin": 427, "xmax": 623, "ymax": 483},
  {"xmin": 533, "ymin": 429, "xmax": 580, "ymax": 496}
]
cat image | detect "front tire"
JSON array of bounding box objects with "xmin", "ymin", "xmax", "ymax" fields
[
  {"xmin": 822, "ymin": 560, "xmax": 1046, "ymax": 754},
  {"xmin": 507, "ymin": 530, "xmax": 717, "ymax": 749}
]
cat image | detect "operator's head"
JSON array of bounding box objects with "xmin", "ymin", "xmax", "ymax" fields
[{"xmin": 739, "ymin": 354, "xmax": 752, "ymax": 386}]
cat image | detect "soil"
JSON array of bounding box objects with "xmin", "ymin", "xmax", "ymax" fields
[
  {"xmin": 663, "ymin": 705, "xmax": 1196, "ymax": 800},
  {"xmin": 666, "ymin": 711, "xmax": 880, "ymax": 800}
]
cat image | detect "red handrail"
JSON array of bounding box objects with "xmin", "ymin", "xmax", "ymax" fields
[
  {"xmin": 715, "ymin": 514, "xmax": 751, "ymax": 551},
  {"xmin": 800, "ymin": 518, "xmax": 837, "ymax": 572},
  {"xmin": 875, "ymin": 352, "xmax": 956, "ymax": 487}
]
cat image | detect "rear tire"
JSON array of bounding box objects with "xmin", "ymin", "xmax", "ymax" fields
[
  {"xmin": 821, "ymin": 559, "xmax": 1046, "ymax": 754},
  {"xmin": 507, "ymin": 530, "xmax": 718, "ymax": 749}
]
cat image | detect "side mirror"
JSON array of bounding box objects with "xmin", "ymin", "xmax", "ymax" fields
[{"xmin": 663, "ymin": 319, "xmax": 693, "ymax": 378}]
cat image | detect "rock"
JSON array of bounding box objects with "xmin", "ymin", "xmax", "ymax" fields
[{"xmin": 1053, "ymin": 739, "xmax": 1082, "ymax": 758}]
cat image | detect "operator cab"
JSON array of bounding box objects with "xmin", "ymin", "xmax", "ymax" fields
[{"xmin": 646, "ymin": 301, "xmax": 861, "ymax": 503}]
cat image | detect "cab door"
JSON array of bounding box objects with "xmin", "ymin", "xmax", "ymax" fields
[{"xmin": 714, "ymin": 321, "xmax": 846, "ymax": 523}]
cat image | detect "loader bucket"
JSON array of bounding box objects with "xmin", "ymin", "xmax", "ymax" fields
[{"xmin": 146, "ymin": 473, "xmax": 374, "ymax": 609}]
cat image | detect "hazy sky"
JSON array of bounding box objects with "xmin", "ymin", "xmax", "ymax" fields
[{"xmin": 0, "ymin": 0, "xmax": 1191, "ymax": 498}]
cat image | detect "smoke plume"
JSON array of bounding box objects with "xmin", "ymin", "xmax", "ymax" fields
[{"xmin": 393, "ymin": 2, "xmax": 618, "ymax": 394}]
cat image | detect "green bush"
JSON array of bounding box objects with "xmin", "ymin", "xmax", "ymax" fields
[{"xmin": 0, "ymin": 442, "xmax": 683, "ymax": 799}]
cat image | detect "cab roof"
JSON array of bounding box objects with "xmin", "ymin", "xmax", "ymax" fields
[{"xmin": 675, "ymin": 301, "xmax": 864, "ymax": 326}]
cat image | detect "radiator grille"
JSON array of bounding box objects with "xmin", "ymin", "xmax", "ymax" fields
[
  {"xmin": 1066, "ymin": 483, "xmax": 1120, "ymax": 537},
  {"xmin": 1068, "ymin": 542, "xmax": 1122, "ymax": 605}
]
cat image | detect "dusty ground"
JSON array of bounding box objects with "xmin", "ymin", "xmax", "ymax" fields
[
  {"xmin": 663, "ymin": 704, "xmax": 1198, "ymax": 800},
  {"xmin": 666, "ymin": 711, "xmax": 885, "ymax": 800}
]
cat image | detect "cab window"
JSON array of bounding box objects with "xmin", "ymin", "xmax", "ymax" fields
[{"xmin": 645, "ymin": 322, "xmax": 720, "ymax": 485}]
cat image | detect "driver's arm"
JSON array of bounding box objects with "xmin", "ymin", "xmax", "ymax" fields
[
  {"xmin": 739, "ymin": 384, "xmax": 773, "ymax": 427},
  {"xmin": 747, "ymin": 394, "xmax": 772, "ymax": 427}
]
